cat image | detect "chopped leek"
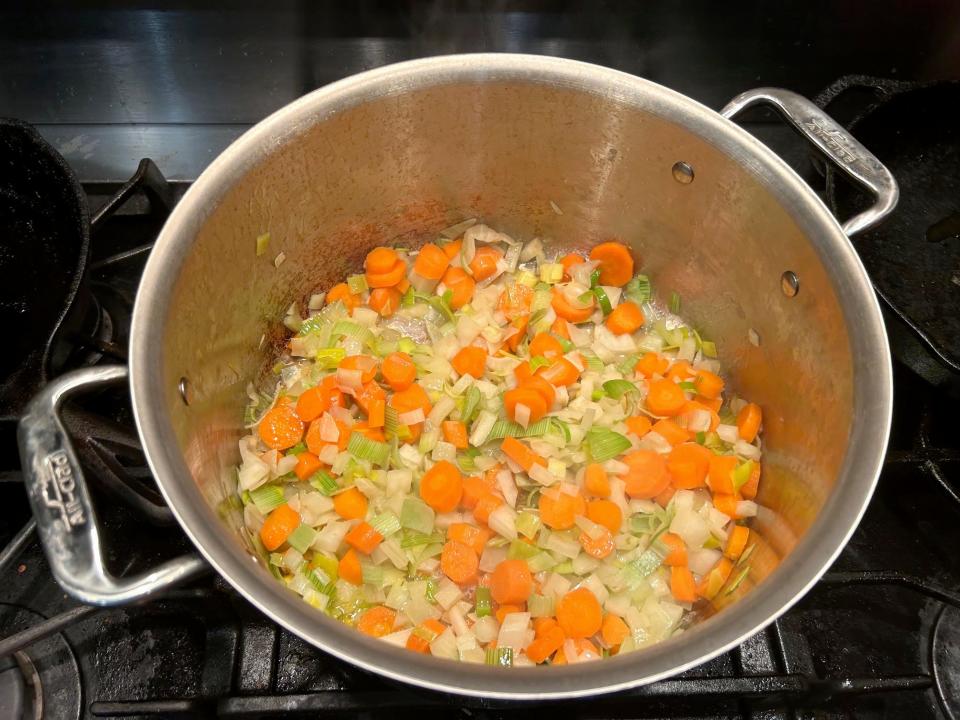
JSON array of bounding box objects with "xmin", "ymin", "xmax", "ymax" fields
[
  {"xmin": 507, "ymin": 539, "xmax": 540, "ymax": 560},
  {"xmin": 529, "ymin": 355, "xmax": 551, "ymax": 372},
  {"xmin": 528, "ymin": 593, "xmax": 555, "ymax": 617},
  {"xmin": 285, "ymin": 441, "xmax": 307, "ymax": 457},
  {"xmin": 461, "ymin": 385, "xmax": 482, "ymax": 423},
  {"xmin": 516, "ymin": 511, "xmax": 542, "ymax": 540},
  {"xmin": 701, "ymin": 339, "xmax": 718, "ymax": 358},
  {"xmin": 725, "ymin": 566, "xmax": 750, "ymax": 595},
  {"xmin": 602, "ymin": 379, "xmax": 638, "ymax": 400},
  {"xmin": 347, "ymin": 273, "xmax": 368, "ymax": 294},
  {"xmin": 585, "ymin": 427, "xmax": 632, "ymax": 462},
  {"xmin": 553, "ymin": 334, "xmax": 574, "ymax": 353},
  {"xmin": 309, "ymin": 470, "xmax": 339, "ymax": 495},
  {"xmin": 370, "ymin": 512, "xmax": 402, "ymax": 537},
  {"xmin": 314, "ymin": 347, "xmax": 346, "ymax": 369},
  {"xmin": 615, "ymin": 353, "xmax": 640, "ymax": 375},
  {"xmin": 678, "ymin": 381, "xmax": 698, "ymax": 392},
  {"xmin": 400, "ymin": 530, "xmax": 444, "ymax": 548},
  {"xmin": 593, "ymin": 285, "xmax": 613, "ymax": 315},
  {"xmin": 475, "ymin": 586, "xmax": 492, "ymax": 617},
  {"xmin": 670, "ymin": 291, "xmax": 682, "ymax": 314},
  {"xmin": 255, "ymin": 232, "xmax": 270, "ymax": 256},
  {"xmin": 625, "ymin": 274, "xmax": 652, "ymax": 304},
  {"xmin": 361, "ymin": 562, "xmax": 384, "ymax": 586},
  {"xmin": 250, "ymin": 484, "xmax": 285, "ymax": 514},
  {"xmin": 287, "ymin": 524, "xmax": 317, "ymax": 553},
  {"xmin": 400, "ymin": 497, "xmax": 435, "ymax": 534},
  {"xmin": 347, "ymin": 432, "xmax": 390, "ymax": 466},
  {"xmin": 332, "ymin": 320, "xmax": 375, "ymax": 347},
  {"xmin": 732, "ymin": 460, "xmax": 755, "ymax": 491}
]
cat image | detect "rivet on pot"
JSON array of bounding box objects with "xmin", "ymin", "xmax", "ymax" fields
[
  {"xmin": 781, "ymin": 270, "xmax": 800, "ymax": 297},
  {"xmin": 178, "ymin": 377, "xmax": 191, "ymax": 406},
  {"xmin": 672, "ymin": 161, "xmax": 694, "ymax": 184}
]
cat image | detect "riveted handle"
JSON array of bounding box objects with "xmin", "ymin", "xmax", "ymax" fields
[
  {"xmin": 722, "ymin": 87, "xmax": 899, "ymax": 236},
  {"xmin": 17, "ymin": 365, "xmax": 206, "ymax": 606}
]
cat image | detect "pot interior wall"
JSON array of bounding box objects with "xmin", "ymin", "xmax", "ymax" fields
[{"xmin": 161, "ymin": 79, "xmax": 852, "ymax": 607}]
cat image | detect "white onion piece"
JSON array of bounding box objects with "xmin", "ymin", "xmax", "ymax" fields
[
  {"xmin": 637, "ymin": 431, "xmax": 673, "ymax": 454},
  {"xmin": 469, "ymin": 410, "xmax": 496, "ymax": 446},
  {"xmin": 735, "ymin": 440, "xmax": 762, "ymax": 461},
  {"xmin": 736, "ymin": 500, "xmax": 759, "ymax": 517},
  {"xmin": 566, "ymin": 321, "xmax": 593, "ymax": 347},
  {"xmin": 514, "ymin": 403, "xmax": 531, "ymax": 429},
  {"xmin": 687, "ymin": 409, "xmax": 712, "ymax": 433},
  {"xmin": 496, "ymin": 469, "xmax": 519, "ymax": 508},
  {"xmin": 717, "ymin": 424, "xmax": 740, "ymax": 444},
  {"xmin": 678, "ymin": 336, "xmax": 698, "ymax": 362},
  {"xmin": 497, "ymin": 612, "xmax": 532, "ymax": 650},
  {"xmin": 601, "ymin": 285, "xmax": 622, "ymax": 308},
  {"xmin": 569, "ymin": 260, "xmax": 599, "ymax": 288},
  {"xmin": 319, "ymin": 412, "xmax": 340, "ymax": 442},
  {"xmin": 479, "ymin": 545, "xmax": 507, "ymax": 573},
  {"xmin": 398, "ymin": 407, "xmax": 426, "ymax": 425},
  {"xmin": 313, "ymin": 520, "xmax": 350, "ymax": 553},
  {"xmin": 688, "ymin": 548, "xmax": 722, "ymax": 577},
  {"xmin": 329, "ymin": 404, "xmax": 354, "ymax": 423},
  {"xmin": 472, "ymin": 615, "xmax": 500, "ymax": 643},
  {"xmin": 336, "ymin": 367, "xmax": 363, "ymax": 391},
  {"xmin": 276, "ymin": 454, "xmax": 299, "ymax": 476},
  {"xmin": 529, "ymin": 463, "xmax": 559, "ymax": 486},
  {"xmin": 670, "ymin": 507, "xmax": 711, "ymax": 548},
  {"xmin": 488, "ymin": 504, "xmax": 518, "ymax": 540},
  {"xmin": 520, "ymin": 238, "xmax": 543, "ymax": 261},
  {"xmin": 318, "ymin": 444, "xmax": 339, "ymax": 465}
]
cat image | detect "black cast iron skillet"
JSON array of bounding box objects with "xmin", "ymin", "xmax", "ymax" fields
[{"xmin": 0, "ymin": 119, "xmax": 90, "ymax": 420}]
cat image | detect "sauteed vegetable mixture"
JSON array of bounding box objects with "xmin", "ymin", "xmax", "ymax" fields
[{"xmin": 238, "ymin": 223, "xmax": 762, "ymax": 665}]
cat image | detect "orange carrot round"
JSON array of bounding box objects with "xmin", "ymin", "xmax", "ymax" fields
[
  {"xmin": 529, "ymin": 332, "xmax": 564, "ymax": 360},
  {"xmin": 579, "ymin": 526, "xmax": 615, "ymax": 558},
  {"xmin": 556, "ymin": 587, "xmax": 602, "ymax": 639},
  {"xmin": 621, "ymin": 450, "xmax": 671, "ymax": 499},
  {"xmin": 707, "ymin": 454, "xmax": 738, "ymax": 495},
  {"xmin": 667, "ymin": 442, "xmax": 712, "ymax": 489},
  {"xmin": 442, "ymin": 239, "xmax": 462, "ymax": 259},
  {"xmin": 489, "ymin": 559, "xmax": 533, "ymax": 605},
  {"xmin": 413, "ymin": 243, "xmax": 451, "ymax": 280},
  {"xmin": 381, "ymin": 351, "xmax": 417, "ymax": 391},
  {"xmin": 551, "ymin": 286, "xmax": 594, "ymax": 323},
  {"xmin": 524, "ymin": 375, "xmax": 557, "ymax": 408},
  {"xmin": 651, "ymin": 418, "xmax": 689, "ymax": 446},
  {"xmin": 441, "ymin": 540, "xmax": 480, "ymax": 584},
  {"xmin": 606, "ymin": 301, "xmax": 645, "ymax": 335},
  {"xmin": 660, "ymin": 532, "xmax": 688, "ymax": 566},
  {"xmin": 368, "ymin": 287, "xmax": 402, "ymax": 317},
  {"xmin": 469, "ymin": 246, "xmax": 503, "ymax": 281},
  {"xmin": 694, "ymin": 369, "xmax": 725, "ymax": 400},
  {"xmin": 635, "ymin": 352, "xmax": 669, "ymax": 378},
  {"xmin": 366, "ymin": 259, "xmax": 407, "ymax": 288},
  {"xmin": 259, "ymin": 504, "xmax": 300, "ymax": 551},
  {"xmin": 584, "ymin": 463, "xmax": 610, "ymax": 497},
  {"xmin": 451, "ymin": 345, "xmax": 487, "ymax": 379},
  {"xmin": 447, "ymin": 522, "xmax": 491, "ymax": 556},
  {"xmin": 589, "ymin": 242, "xmax": 634, "ymax": 287},
  {"xmin": 294, "ymin": 451, "xmax": 323, "ymax": 481},
  {"xmin": 737, "ymin": 402, "xmax": 762, "ymax": 443},
  {"xmin": 539, "ymin": 487, "xmax": 586, "ymax": 530},
  {"xmin": 365, "ymin": 247, "xmax": 400, "ymax": 274},
  {"xmin": 339, "ymin": 548, "xmax": 362, "ymax": 585},
  {"xmin": 645, "ymin": 378, "xmax": 687, "ymax": 416},
  {"xmin": 345, "ymin": 521, "xmax": 384, "ymax": 554},
  {"xmin": 327, "ymin": 282, "xmax": 361, "ymax": 310},
  {"xmin": 670, "ymin": 565, "xmax": 698, "ymax": 603},
  {"xmin": 537, "ymin": 357, "xmax": 580, "ymax": 386},
  {"xmin": 601, "ymin": 613, "xmax": 630, "ymax": 648},
  {"xmin": 258, "ymin": 404, "xmax": 305, "ymax": 450},
  {"xmin": 724, "ymin": 525, "xmax": 750, "ymax": 560},
  {"xmin": 625, "ymin": 415, "xmax": 652, "ymax": 438},
  {"xmin": 472, "ymin": 492, "xmax": 503, "ymax": 524},
  {"xmin": 357, "ymin": 605, "xmax": 396, "ymax": 637},
  {"xmin": 560, "ymin": 252, "xmax": 584, "ymax": 279},
  {"xmin": 586, "ymin": 499, "xmax": 622, "ymax": 533},
  {"xmin": 333, "ymin": 486, "xmax": 368, "ymax": 520},
  {"xmin": 498, "ymin": 283, "xmax": 534, "ymax": 315},
  {"xmin": 503, "ymin": 386, "xmax": 548, "ymax": 424},
  {"xmin": 441, "ymin": 266, "xmax": 476, "ymax": 309},
  {"xmin": 441, "ymin": 420, "xmax": 469, "ymax": 449},
  {"xmin": 419, "ymin": 460, "xmax": 463, "ymax": 513},
  {"xmin": 665, "ymin": 360, "xmax": 694, "ymax": 382},
  {"xmin": 526, "ymin": 625, "xmax": 566, "ymax": 664}
]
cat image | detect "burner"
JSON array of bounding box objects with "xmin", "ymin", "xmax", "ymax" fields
[
  {"xmin": 933, "ymin": 605, "xmax": 960, "ymax": 719},
  {"xmin": 0, "ymin": 605, "xmax": 81, "ymax": 720}
]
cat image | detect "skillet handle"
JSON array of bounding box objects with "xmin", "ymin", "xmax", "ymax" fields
[
  {"xmin": 17, "ymin": 365, "xmax": 206, "ymax": 606},
  {"xmin": 721, "ymin": 87, "xmax": 899, "ymax": 236}
]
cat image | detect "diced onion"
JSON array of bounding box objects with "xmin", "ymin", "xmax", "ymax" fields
[
  {"xmin": 473, "ymin": 615, "xmax": 500, "ymax": 643},
  {"xmin": 736, "ymin": 500, "xmax": 759, "ymax": 517},
  {"xmin": 688, "ymin": 548, "xmax": 722, "ymax": 577},
  {"xmin": 514, "ymin": 403, "xmax": 531, "ymax": 429},
  {"xmin": 399, "ymin": 408, "xmax": 426, "ymax": 425},
  {"xmin": 496, "ymin": 469, "xmax": 519, "ymax": 508},
  {"xmin": 336, "ymin": 367, "xmax": 363, "ymax": 390},
  {"xmin": 497, "ymin": 612, "xmax": 532, "ymax": 650},
  {"xmin": 319, "ymin": 413, "xmax": 340, "ymax": 442},
  {"xmin": 479, "ymin": 545, "xmax": 507, "ymax": 573},
  {"xmin": 488, "ymin": 505, "xmax": 518, "ymax": 540},
  {"xmin": 735, "ymin": 440, "xmax": 762, "ymax": 461},
  {"xmin": 717, "ymin": 424, "xmax": 740, "ymax": 444}
]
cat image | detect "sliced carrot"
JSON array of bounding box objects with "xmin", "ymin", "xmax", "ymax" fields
[
  {"xmin": 635, "ymin": 352, "xmax": 669, "ymax": 378},
  {"xmin": 579, "ymin": 525, "xmax": 615, "ymax": 558},
  {"xmin": 357, "ymin": 605, "xmax": 396, "ymax": 637},
  {"xmin": 451, "ymin": 346, "xmax": 487, "ymax": 379},
  {"xmin": 406, "ymin": 618, "xmax": 446, "ymax": 653},
  {"xmin": 625, "ymin": 415, "xmax": 652, "ymax": 438},
  {"xmin": 645, "ymin": 378, "xmax": 687, "ymax": 417},
  {"xmin": 606, "ymin": 301, "xmax": 645, "ymax": 335},
  {"xmin": 694, "ymin": 369, "xmax": 725, "ymax": 400},
  {"xmin": 712, "ymin": 493, "xmax": 740, "ymax": 519},
  {"xmin": 737, "ymin": 402, "xmax": 763, "ymax": 443},
  {"xmin": 524, "ymin": 375, "xmax": 557, "ymax": 408},
  {"xmin": 490, "ymin": 559, "xmax": 533, "ymax": 605},
  {"xmin": 740, "ymin": 461, "xmax": 761, "ymax": 500},
  {"xmin": 413, "ymin": 243, "xmax": 450, "ymax": 280},
  {"xmin": 258, "ymin": 404, "xmax": 305, "ymax": 451},
  {"xmin": 697, "ymin": 395, "xmax": 724, "ymax": 413},
  {"xmin": 339, "ymin": 548, "xmax": 363, "ymax": 585},
  {"xmin": 441, "ymin": 266, "xmax": 476, "ymax": 309},
  {"xmin": 333, "ymin": 486, "xmax": 368, "ymax": 520},
  {"xmin": 503, "ymin": 386, "xmax": 548, "ymax": 424},
  {"xmin": 472, "ymin": 492, "xmax": 504, "ymax": 524},
  {"xmin": 442, "ymin": 238, "xmax": 462, "ymax": 259},
  {"xmin": 529, "ymin": 332, "xmax": 565, "ymax": 360},
  {"xmin": 442, "ymin": 420, "xmax": 469, "ymax": 450},
  {"xmin": 339, "ymin": 354, "xmax": 379, "ymax": 384},
  {"xmin": 652, "ymin": 418, "xmax": 689, "ymax": 446},
  {"xmin": 355, "ymin": 382, "xmax": 386, "ymax": 428},
  {"xmin": 514, "ymin": 360, "xmax": 534, "ymax": 384},
  {"xmin": 447, "ymin": 522, "xmax": 491, "ymax": 556},
  {"xmin": 419, "ymin": 460, "xmax": 463, "ymax": 513},
  {"xmin": 584, "ymin": 462, "xmax": 610, "ymax": 497},
  {"xmin": 654, "ymin": 484, "xmax": 677, "ymax": 508},
  {"xmin": 366, "ymin": 258, "xmax": 407, "ymax": 290},
  {"xmin": 556, "ymin": 587, "xmax": 603, "ymax": 639},
  {"xmin": 586, "ymin": 499, "xmax": 622, "ymax": 533},
  {"xmin": 259, "ymin": 504, "xmax": 301, "ymax": 551},
  {"xmin": 725, "ymin": 525, "xmax": 750, "ymax": 560},
  {"xmin": 441, "ymin": 540, "xmax": 480, "ymax": 584},
  {"xmin": 670, "ymin": 566, "xmax": 698, "ymax": 603},
  {"xmin": 327, "ymin": 282, "xmax": 361, "ymax": 310},
  {"xmin": 589, "ymin": 241, "xmax": 634, "ymax": 287},
  {"xmin": 698, "ymin": 557, "xmax": 734, "ymax": 600},
  {"xmin": 294, "ymin": 452, "xmax": 323, "ymax": 481},
  {"xmin": 499, "ymin": 284, "xmax": 535, "ymax": 314},
  {"xmin": 559, "ymin": 252, "xmax": 584, "ymax": 279},
  {"xmin": 680, "ymin": 399, "xmax": 720, "ymax": 432},
  {"xmin": 526, "ymin": 625, "xmax": 565, "ymax": 664},
  {"xmin": 345, "ymin": 521, "xmax": 384, "ymax": 555},
  {"xmin": 495, "ymin": 604, "xmax": 524, "ymax": 625},
  {"xmin": 381, "ymin": 351, "xmax": 417, "ymax": 391},
  {"xmin": 539, "ymin": 487, "xmax": 586, "ymax": 530},
  {"xmin": 707, "ymin": 454, "xmax": 738, "ymax": 495},
  {"xmin": 533, "ymin": 616, "xmax": 559, "ymax": 638},
  {"xmin": 537, "ymin": 357, "xmax": 580, "ymax": 387},
  {"xmin": 661, "ymin": 532, "xmax": 688, "ymax": 566},
  {"xmin": 365, "ymin": 247, "xmax": 400, "ymax": 274},
  {"xmin": 505, "ymin": 314, "xmax": 529, "ymax": 352},
  {"xmin": 667, "ymin": 442, "xmax": 712, "ymax": 489},
  {"xmin": 305, "ymin": 417, "xmax": 350, "ymax": 455},
  {"xmin": 621, "ymin": 450, "xmax": 671, "ymax": 499},
  {"xmin": 551, "ymin": 286, "xmax": 594, "ymax": 323},
  {"xmin": 389, "ymin": 383, "xmax": 432, "ymax": 440},
  {"xmin": 368, "ymin": 287, "xmax": 401, "ymax": 317},
  {"xmin": 461, "ymin": 474, "xmax": 496, "ymax": 510},
  {"xmin": 500, "ymin": 437, "xmax": 546, "ymax": 473},
  {"xmin": 601, "ymin": 613, "xmax": 630, "ymax": 648},
  {"xmin": 665, "ymin": 360, "xmax": 695, "ymax": 382},
  {"xmin": 469, "ymin": 246, "xmax": 503, "ymax": 281},
  {"xmin": 295, "ymin": 376, "xmax": 343, "ymax": 422}
]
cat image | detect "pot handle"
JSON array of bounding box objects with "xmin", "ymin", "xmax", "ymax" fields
[
  {"xmin": 721, "ymin": 87, "xmax": 898, "ymax": 236},
  {"xmin": 17, "ymin": 365, "xmax": 207, "ymax": 606}
]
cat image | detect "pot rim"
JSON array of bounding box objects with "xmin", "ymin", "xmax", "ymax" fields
[{"xmin": 129, "ymin": 53, "xmax": 892, "ymax": 699}]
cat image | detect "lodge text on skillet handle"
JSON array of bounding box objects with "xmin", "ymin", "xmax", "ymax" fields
[
  {"xmin": 16, "ymin": 365, "xmax": 206, "ymax": 606},
  {"xmin": 721, "ymin": 87, "xmax": 899, "ymax": 236}
]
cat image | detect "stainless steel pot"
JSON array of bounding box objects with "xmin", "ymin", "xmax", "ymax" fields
[{"xmin": 18, "ymin": 55, "xmax": 897, "ymax": 698}]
